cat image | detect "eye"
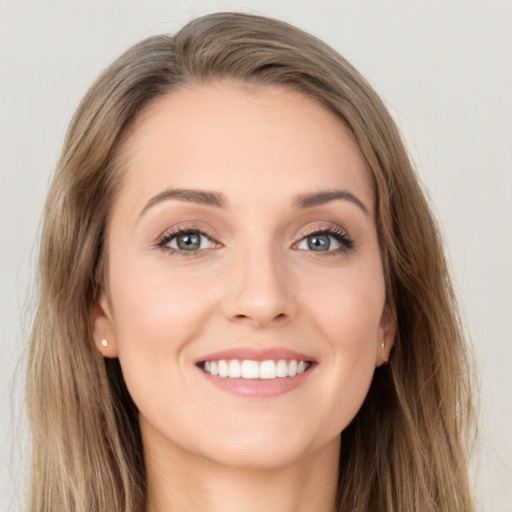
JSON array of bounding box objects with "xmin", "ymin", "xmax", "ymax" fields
[
  {"xmin": 157, "ymin": 229, "xmax": 217, "ymax": 254},
  {"xmin": 294, "ymin": 227, "xmax": 354, "ymax": 253},
  {"xmin": 296, "ymin": 233, "xmax": 340, "ymax": 251}
]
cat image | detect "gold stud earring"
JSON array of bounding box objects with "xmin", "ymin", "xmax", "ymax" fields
[{"xmin": 101, "ymin": 339, "xmax": 108, "ymax": 347}]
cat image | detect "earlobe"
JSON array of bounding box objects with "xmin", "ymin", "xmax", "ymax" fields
[
  {"xmin": 376, "ymin": 304, "xmax": 397, "ymax": 367},
  {"xmin": 91, "ymin": 292, "xmax": 119, "ymax": 358}
]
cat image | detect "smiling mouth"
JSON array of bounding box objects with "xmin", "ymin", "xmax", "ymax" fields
[{"xmin": 198, "ymin": 359, "xmax": 313, "ymax": 380}]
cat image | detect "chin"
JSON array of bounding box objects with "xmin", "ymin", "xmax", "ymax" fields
[
  {"xmin": 204, "ymin": 442, "xmax": 311, "ymax": 470},
  {"xmin": 192, "ymin": 421, "xmax": 337, "ymax": 471}
]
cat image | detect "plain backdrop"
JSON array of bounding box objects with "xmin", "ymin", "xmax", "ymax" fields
[{"xmin": 1, "ymin": 1, "xmax": 511, "ymax": 510}]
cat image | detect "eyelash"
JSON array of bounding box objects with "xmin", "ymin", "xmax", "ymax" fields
[
  {"xmin": 156, "ymin": 225, "xmax": 218, "ymax": 256},
  {"xmin": 155, "ymin": 224, "xmax": 354, "ymax": 257},
  {"xmin": 295, "ymin": 225, "xmax": 355, "ymax": 255}
]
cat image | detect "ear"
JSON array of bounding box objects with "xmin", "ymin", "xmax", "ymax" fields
[
  {"xmin": 91, "ymin": 292, "xmax": 119, "ymax": 358},
  {"xmin": 375, "ymin": 304, "xmax": 396, "ymax": 367}
]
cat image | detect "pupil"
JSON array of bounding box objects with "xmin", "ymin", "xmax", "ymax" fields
[
  {"xmin": 307, "ymin": 234, "xmax": 330, "ymax": 251},
  {"xmin": 177, "ymin": 233, "xmax": 200, "ymax": 250}
]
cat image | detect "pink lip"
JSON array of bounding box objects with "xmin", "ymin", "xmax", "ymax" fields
[
  {"xmin": 198, "ymin": 367, "xmax": 314, "ymax": 398},
  {"xmin": 194, "ymin": 346, "xmax": 316, "ymax": 364},
  {"xmin": 194, "ymin": 346, "xmax": 317, "ymax": 398}
]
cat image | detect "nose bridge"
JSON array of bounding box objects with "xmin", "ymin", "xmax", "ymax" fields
[{"xmin": 223, "ymin": 234, "xmax": 295, "ymax": 326}]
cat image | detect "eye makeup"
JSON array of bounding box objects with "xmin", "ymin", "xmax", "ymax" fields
[
  {"xmin": 155, "ymin": 224, "xmax": 220, "ymax": 256},
  {"xmin": 293, "ymin": 224, "xmax": 355, "ymax": 256},
  {"xmin": 154, "ymin": 221, "xmax": 355, "ymax": 259}
]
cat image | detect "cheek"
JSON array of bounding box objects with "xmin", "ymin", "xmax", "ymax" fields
[
  {"xmin": 302, "ymin": 268, "xmax": 384, "ymax": 430},
  {"xmin": 106, "ymin": 257, "xmax": 219, "ymax": 399},
  {"xmin": 307, "ymin": 264, "xmax": 385, "ymax": 346},
  {"xmin": 109, "ymin": 254, "xmax": 217, "ymax": 346}
]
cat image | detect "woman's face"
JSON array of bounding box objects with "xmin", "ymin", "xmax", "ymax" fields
[{"xmin": 94, "ymin": 83, "xmax": 395, "ymax": 469}]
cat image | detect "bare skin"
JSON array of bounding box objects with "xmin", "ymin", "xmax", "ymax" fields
[
  {"xmin": 144, "ymin": 428, "xmax": 339, "ymax": 512},
  {"xmin": 92, "ymin": 83, "xmax": 395, "ymax": 512}
]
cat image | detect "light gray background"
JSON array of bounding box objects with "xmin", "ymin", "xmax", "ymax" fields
[{"xmin": 1, "ymin": 1, "xmax": 510, "ymax": 510}]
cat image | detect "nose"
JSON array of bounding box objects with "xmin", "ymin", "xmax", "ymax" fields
[{"xmin": 221, "ymin": 244, "xmax": 297, "ymax": 328}]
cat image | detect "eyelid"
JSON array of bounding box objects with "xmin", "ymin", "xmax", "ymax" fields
[
  {"xmin": 153, "ymin": 222, "xmax": 353, "ymax": 256},
  {"xmin": 155, "ymin": 223, "xmax": 221, "ymax": 253},
  {"xmin": 293, "ymin": 223, "xmax": 355, "ymax": 252}
]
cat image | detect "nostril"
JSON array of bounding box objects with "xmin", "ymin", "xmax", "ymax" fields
[{"xmin": 231, "ymin": 311, "xmax": 288, "ymax": 326}]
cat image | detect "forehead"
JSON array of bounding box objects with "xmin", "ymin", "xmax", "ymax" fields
[{"xmin": 116, "ymin": 82, "xmax": 373, "ymax": 213}]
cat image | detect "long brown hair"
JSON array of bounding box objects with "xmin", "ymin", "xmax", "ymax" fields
[{"xmin": 26, "ymin": 12, "xmax": 476, "ymax": 511}]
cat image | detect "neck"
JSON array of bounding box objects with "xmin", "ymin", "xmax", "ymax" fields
[{"xmin": 144, "ymin": 431, "xmax": 339, "ymax": 512}]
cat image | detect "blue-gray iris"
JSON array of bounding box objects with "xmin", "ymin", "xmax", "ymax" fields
[
  {"xmin": 177, "ymin": 233, "xmax": 201, "ymax": 250},
  {"xmin": 307, "ymin": 234, "xmax": 330, "ymax": 251}
]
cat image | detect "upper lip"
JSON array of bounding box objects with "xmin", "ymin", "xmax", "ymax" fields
[{"xmin": 195, "ymin": 346, "xmax": 316, "ymax": 364}]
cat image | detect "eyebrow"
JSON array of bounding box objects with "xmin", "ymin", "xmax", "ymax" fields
[
  {"xmin": 139, "ymin": 188, "xmax": 227, "ymax": 217},
  {"xmin": 292, "ymin": 189, "xmax": 369, "ymax": 215},
  {"xmin": 139, "ymin": 187, "xmax": 369, "ymax": 218}
]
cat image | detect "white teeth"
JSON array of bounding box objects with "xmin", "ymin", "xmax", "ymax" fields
[
  {"xmin": 228, "ymin": 360, "xmax": 241, "ymax": 378},
  {"xmin": 259, "ymin": 360, "xmax": 276, "ymax": 379},
  {"xmin": 202, "ymin": 358, "xmax": 311, "ymax": 379},
  {"xmin": 288, "ymin": 360, "xmax": 298, "ymax": 377},
  {"xmin": 241, "ymin": 360, "xmax": 259, "ymax": 379},
  {"xmin": 218, "ymin": 360, "xmax": 229, "ymax": 378},
  {"xmin": 276, "ymin": 359, "xmax": 288, "ymax": 377}
]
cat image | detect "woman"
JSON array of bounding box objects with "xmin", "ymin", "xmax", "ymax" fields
[{"xmin": 26, "ymin": 12, "xmax": 476, "ymax": 512}]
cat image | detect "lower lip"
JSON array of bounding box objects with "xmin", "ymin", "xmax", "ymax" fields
[{"xmin": 197, "ymin": 365, "xmax": 314, "ymax": 398}]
